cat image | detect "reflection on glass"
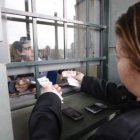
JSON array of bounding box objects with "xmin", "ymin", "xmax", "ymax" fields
[
  {"xmin": 90, "ymin": 27, "xmax": 101, "ymax": 57},
  {"xmin": 37, "ymin": 19, "xmax": 64, "ymax": 60},
  {"xmin": 75, "ymin": 67, "xmax": 86, "ymax": 75},
  {"xmin": 10, "ymin": 37, "xmax": 35, "ymax": 62},
  {"xmin": 5, "ymin": 0, "xmax": 32, "ymax": 12},
  {"xmin": 67, "ymin": 0, "xmax": 86, "ymax": 22},
  {"xmin": 89, "ymin": 0, "xmax": 100, "ymax": 24},
  {"xmin": 5, "ymin": 14, "xmax": 26, "ymax": 19},
  {"xmin": 67, "ymin": 24, "xmax": 86, "ymax": 59},
  {"xmin": 6, "ymin": 15, "xmax": 33, "ymax": 62},
  {"xmin": 36, "ymin": 0, "xmax": 63, "ymax": 18},
  {"xmin": 89, "ymin": 65, "xmax": 97, "ymax": 77},
  {"xmin": 58, "ymin": 24, "xmax": 64, "ymax": 58},
  {"xmin": 75, "ymin": 65, "xmax": 97, "ymax": 77}
]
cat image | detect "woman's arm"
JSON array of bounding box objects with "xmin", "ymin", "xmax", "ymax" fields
[
  {"xmin": 29, "ymin": 92, "xmax": 62, "ymax": 140},
  {"xmin": 81, "ymin": 76, "xmax": 136, "ymax": 104}
]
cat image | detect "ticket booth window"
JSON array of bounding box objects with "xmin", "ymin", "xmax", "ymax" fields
[{"xmin": 0, "ymin": 0, "xmax": 109, "ymax": 110}]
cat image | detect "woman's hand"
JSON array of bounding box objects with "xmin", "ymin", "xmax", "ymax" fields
[
  {"xmin": 41, "ymin": 82, "xmax": 62, "ymax": 96},
  {"xmin": 59, "ymin": 70, "xmax": 84, "ymax": 83},
  {"xmin": 73, "ymin": 72, "xmax": 84, "ymax": 83},
  {"xmin": 54, "ymin": 84, "xmax": 62, "ymax": 96},
  {"xmin": 41, "ymin": 82, "xmax": 53, "ymax": 94}
]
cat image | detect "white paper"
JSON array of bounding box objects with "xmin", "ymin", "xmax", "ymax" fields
[
  {"xmin": 67, "ymin": 77, "xmax": 80, "ymax": 87},
  {"xmin": 37, "ymin": 76, "xmax": 63, "ymax": 103},
  {"xmin": 62, "ymin": 71, "xmax": 76, "ymax": 78},
  {"xmin": 62, "ymin": 71, "xmax": 80, "ymax": 87}
]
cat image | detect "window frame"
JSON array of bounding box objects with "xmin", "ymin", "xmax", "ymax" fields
[{"xmin": 0, "ymin": 0, "xmax": 109, "ymax": 111}]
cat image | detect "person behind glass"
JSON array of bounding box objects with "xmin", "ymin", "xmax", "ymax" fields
[
  {"xmin": 42, "ymin": 45, "xmax": 51, "ymax": 60},
  {"xmin": 8, "ymin": 37, "xmax": 56, "ymax": 93},
  {"xmin": 29, "ymin": 2, "xmax": 140, "ymax": 140},
  {"xmin": 12, "ymin": 37, "xmax": 35, "ymax": 62},
  {"xmin": 8, "ymin": 37, "xmax": 35, "ymax": 93}
]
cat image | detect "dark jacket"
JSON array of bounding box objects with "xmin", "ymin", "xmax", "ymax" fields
[
  {"xmin": 29, "ymin": 92, "xmax": 62, "ymax": 140},
  {"xmin": 29, "ymin": 76, "xmax": 140, "ymax": 140}
]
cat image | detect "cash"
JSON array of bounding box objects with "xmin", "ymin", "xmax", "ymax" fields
[
  {"xmin": 37, "ymin": 76, "xmax": 63, "ymax": 103},
  {"xmin": 67, "ymin": 77, "xmax": 80, "ymax": 87},
  {"xmin": 62, "ymin": 71, "xmax": 80, "ymax": 87},
  {"xmin": 62, "ymin": 71, "xmax": 76, "ymax": 78}
]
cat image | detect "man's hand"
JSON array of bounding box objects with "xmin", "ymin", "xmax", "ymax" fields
[{"xmin": 15, "ymin": 78, "xmax": 30, "ymax": 92}]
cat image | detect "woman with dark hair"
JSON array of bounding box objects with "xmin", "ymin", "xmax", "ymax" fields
[{"xmin": 29, "ymin": 2, "xmax": 140, "ymax": 140}]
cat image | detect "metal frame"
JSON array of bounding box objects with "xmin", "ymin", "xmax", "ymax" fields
[
  {"xmin": 1, "ymin": 7, "xmax": 106, "ymax": 29},
  {"xmin": 86, "ymin": 0, "xmax": 90, "ymax": 75},
  {"xmin": 0, "ymin": 4, "xmax": 3, "ymax": 41},
  {"xmin": 6, "ymin": 57, "xmax": 105, "ymax": 67},
  {"xmin": 63, "ymin": 0, "xmax": 67, "ymax": 59},
  {"xmin": 0, "ymin": 0, "xmax": 109, "ymax": 110},
  {"xmin": 102, "ymin": 0, "xmax": 110, "ymax": 80},
  {"xmin": 25, "ymin": 0, "xmax": 30, "ymax": 39},
  {"xmin": 31, "ymin": 0, "xmax": 40, "ymax": 98}
]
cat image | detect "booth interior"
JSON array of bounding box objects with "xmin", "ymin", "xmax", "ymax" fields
[{"xmin": 0, "ymin": 0, "xmax": 139, "ymax": 140}]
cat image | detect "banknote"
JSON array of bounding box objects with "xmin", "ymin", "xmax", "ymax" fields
[
  {"xmin": 37, "ymin": 76, "xmax": 63, "ymax": 103},
  {"xmin": 62, "ymin": 71, "xmax": 76, "ymax": 78},
  {"xmin": 67, "ymin": 77, "xmax": 80, "ymax": 87},
  {"xmin": 62, "ymin": 71, "xmax": 80, "ymax": 87}
]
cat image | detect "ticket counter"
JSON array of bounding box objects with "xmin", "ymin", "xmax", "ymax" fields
[{"xmin": 12, "ymin": 92, "xmax": 117, "ymax": 140}]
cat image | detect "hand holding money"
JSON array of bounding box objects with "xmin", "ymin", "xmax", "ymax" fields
[
  {"xmin": 74, "ymin": 72, "xmax": 84, "ymax": 83},
  {"xmin": 15, "ymin": 78, "xmax": 31, "ymax": 92},
  {"xmin": 40, "ymin": 81, "xmax": 54, "ymax": 94},
  {"xmin": 37, "ymin": 77, "xmax": 63, "ymax": 103},
  {"xmin": 59, "ymin": 69, "xmax": 72, "ymax": 81},
  {"xmin": 62, "ymin": 71, "xmax": 84, "ymax": 87},
  {"xmin": 41, "ymin": 83, "xmax": 62, "ymax": 96}
]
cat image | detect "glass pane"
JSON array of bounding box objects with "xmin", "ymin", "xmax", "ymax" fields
[
  {"xmin": 75, "ymin": 65, "xmax": 97, "ymax": 77},
  {"xmin": 89, "ymin": 27, "xmax": 101, "ymax": 58},
  {"xmin": 36, "ymin": 0, "xmax": 63, "ymax": 18},
  {"xmin": 4, "ymin": 0, "xmax": 32, "ymax": 12},
  {"xmin": 6, "ymin": 15, "xmax": 33, "ymax": 62},
  {"xmin": 67, "ymin": 24, "xmax": 86, "ymax": 59},
  {"xmin": 37, "ymin": 19, "xmax": 64, "ymax": 60},
  {"xmin": 67, "ymin": 0, "xmax": 86, "ymax": 22},
  {"xmin": 75, "ymin": 67, "xmax": 86, "ymax": 75},
  {"xmin": 89, "ymin": 65, "xmax": 98, "ymax": 77},
  {"xmin": 89, "ymin": 0, "xmax": 101, "ymax": 24}
]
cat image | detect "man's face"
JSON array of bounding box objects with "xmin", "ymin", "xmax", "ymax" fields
[{"xmin": 21, "ymin": 42, "xmax": 34, "ymax": 61}]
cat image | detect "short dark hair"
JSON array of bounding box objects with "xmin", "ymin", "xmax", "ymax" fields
[
  {"xmin": 20, "ymin": 37, "xmax": 30, "ymax": 45},
  {"xmin": 12, "ymin": 36, "xmax": 30, "ymax": 53},
  {"xmin": 12, "ymin": 41, "xmax": 22, "ymax": 53}
]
